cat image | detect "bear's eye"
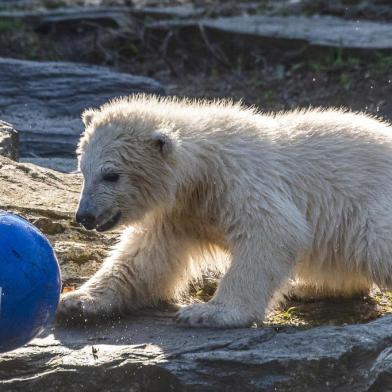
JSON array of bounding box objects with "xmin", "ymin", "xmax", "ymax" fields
[{"xmin": 103, "ymin": 173, "xmax": 120, "ymax": 182}]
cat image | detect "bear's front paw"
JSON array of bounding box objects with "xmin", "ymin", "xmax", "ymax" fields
[
  {"xmin": 57, "ymin": 290, "xmax": 114, "ymax": 324},
  {"xmin": 175, "ymin": 302, "xmax": 254, "ymax": 328}
]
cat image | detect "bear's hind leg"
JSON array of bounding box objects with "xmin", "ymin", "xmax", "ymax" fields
[{"xmin": 176, "ymin": 208, "xmax": 311, "ymax": 328}]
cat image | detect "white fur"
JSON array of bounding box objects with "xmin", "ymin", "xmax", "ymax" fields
[{"xmin": 58, "ymin": 95, "xmax": 392, "ymax": 328}]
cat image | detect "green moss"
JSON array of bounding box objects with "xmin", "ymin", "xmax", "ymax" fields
[
  {"xmin": 342, "ymin": 0, "xmax": 360, "ymax": 4},
  {"xmin": 340, "ymin": 72, "xmax": 352, "ymax": 91},
  {"xmin": 308, "ymin": 49, "xmax": 360, "ymax": 72},
  {"xmin": 256, "ymin": 0, "xmax": 268, "ymax": 12},
  {"xmin": 0, "ymin": 18, "xmax": 25, "ymax": 33},
  {"xmin": 373, "ymin": 290, "xmax": 392, "ymax": 312},
  {"xmin": 119, "ymin": 42, "xmax": 140, "ymax": 58},
  {"xmin": 42, "ymin": 0, "xmax": 68, "ymax": 10},
  {"xmin": 190, "ymin": 276, "xmax": 217, "ymax": 302},
  {"xmin": 266, "ymin": 290, "xmax": 392, "ymax": 328},
  {"xmin": 190, "ymin": 277, "xmax": 392, "ymax": 328},
  {"xmin": 263, "ymin": 90, "xmax": 274, "ymax": 101},
  {"xmin": 373, "ymin": 54, "xmax": 392, "ymax": 74}
]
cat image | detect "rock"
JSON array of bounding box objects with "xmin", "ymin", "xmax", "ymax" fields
[
  {"xmin": 133, "ymin": 4, "xmax": 204, "ymax": 19},
  {"xmin": 55, "ymin": 241, "xmax": 108, "ymax": 281},
  {"xmin": 145, "ymin": 15, "xmax": 392, "ymax": 67},
  {"xmin": 301, "ymin": 0, "xmax": 392, "ymax": 23},
  {"xmin": 32, "ymin": 217, "xmax": 65, "ymax": 235},
  {"xmin": 203, "ymin": 15, "xmax": 392, "ymax": 49},
  {"xmin": 19, "ymin": 157, "xmax": 77, "ymax": 173},
  {"xmin": 0, "ymin": 121, "xmax": 18, "ymax": 161},
  {"xmin": 0, "ymin": 154, "xmax": 80, "ymax": 215},
  {"xmin": 0, "ymin": 154, "xmax": 116, "ymax": 283},
  {"xmin": 148, "ymin": 15, "xmax": 392, "ymax": 50},
  {"xmin": 0, "ymin": 5, "xmax": 203, "ymax": 26},
  {"xmin": 0, "ymin": 58, "xmax": 164, "ymax": 166},
  {"xmin": 0, "ymin": 154, "xmax": 391, "ymax": 391},
  {"xmin": 13, "ymin": 6, "xmax": 133, "ymax": 29},
  {"xmin": 0, "ymin": 312, "xmax": 391, "ymax": 391}
]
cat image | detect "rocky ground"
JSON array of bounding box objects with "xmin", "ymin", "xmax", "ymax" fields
[
  {"xmin": 0, "ymin": 144, "xmax": 391, "ymax": 391},
  {"xmin": 0, "ymin": 1, "xmax": 392, "ymax": 391}
]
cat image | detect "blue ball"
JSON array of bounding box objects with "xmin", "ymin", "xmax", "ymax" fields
[{"xmin": 0, "ymin": 212, "xmax": 61, "ymax": 353}]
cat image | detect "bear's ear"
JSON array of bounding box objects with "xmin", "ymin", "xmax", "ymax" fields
[
  {"xmin": 151, "ymin": 131, "xmax": 175, "ymax": 157},
  {"xmin": 81, "ymin": 108, "xmax": 97, "ymax": 127}
]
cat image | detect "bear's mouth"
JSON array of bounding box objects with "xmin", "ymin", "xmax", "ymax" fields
[{"xmin": 96, "ymin": 211, "xmax": 122, "ymax": 232}]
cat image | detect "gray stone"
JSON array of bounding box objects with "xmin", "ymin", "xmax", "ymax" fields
[
  {"xmin": 0, "ymin": 121, "xmax": 18, "ymax": 161},
  {"xmin": 0, "ymin": 314, "xmax": 391, "ymax": 391},
  {"xmin": 133, "ymin": 4, "xmax": 203, "ymax": 19},
  {"xmin": 0, "ymin": 58, "xmax": 164, "ymax": 162},
  {"xmin": 19, "ymin": 157, "xmax": 77, "ymax": 173},
  {"xmin": 0, "ymin": 5, "xmax": 202, "ymax": 28},
  {"xmin": 148, "ymin": 14, "xmax": 392, "ymax": 50},
  {"xmin": 202, "ymin": 15, "xmax": 392, "ymax": 49},
  {"xmin": 0, "ymin": 7, "xmax": 133, "ymax": 28}
]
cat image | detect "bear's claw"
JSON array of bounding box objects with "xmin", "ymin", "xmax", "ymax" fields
[
  {"xmin": 56, "ymin": 290, "xmax": 106, "ymax": 324},
  {"xmin": 175, "ymin": 303, "xmax": 254, "ymax": 328}
]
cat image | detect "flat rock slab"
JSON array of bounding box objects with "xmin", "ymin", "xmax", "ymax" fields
[
  {"xmin": 0, "ymin": 314, "xmax": 391, "ymax": 391},
  {"xmin": 0, "ymin": 5, "xmax": 202, "ymax": 25},
  {"xmin": 149, "ymin": 14, "xmax": 392, "ymax": 51},
  {"xmin": 202, "ymin": 15, "xmax": 392, "ymax": 50},
  {"xmin": 0, "ymin": 58, "xmax": 164, "ymax": 162}
]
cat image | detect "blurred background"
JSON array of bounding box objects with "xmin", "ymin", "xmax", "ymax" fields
[{"xmin": 1, "ymin": 0, "xmax": 392, "ymax": 115}]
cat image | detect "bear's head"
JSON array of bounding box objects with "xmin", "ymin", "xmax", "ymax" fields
[{"xmin": 75, "ymin": 97, "xmax": 179, "ymax": 232}]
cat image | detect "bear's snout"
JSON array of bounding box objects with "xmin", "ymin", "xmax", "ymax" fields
[{"xmin": 75, "ymin": 211, "xmax": 96, "ymax": 230}]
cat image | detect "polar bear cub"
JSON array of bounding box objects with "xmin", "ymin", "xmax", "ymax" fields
[{"xmin": 58, "ymin": 95, "xmax": 392, "ymax": 328}]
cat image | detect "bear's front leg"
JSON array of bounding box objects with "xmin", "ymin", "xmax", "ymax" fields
[
  {"xmin": 58, "ymin": 225, "xmax": 192, "ymax": 322},
  {"xmin": 176, "ymin": 210, "xmax": 311, "ymax": 328}
]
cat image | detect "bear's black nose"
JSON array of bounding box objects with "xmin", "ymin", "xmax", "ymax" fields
[{"xmin": 76, "ymin": 212, "xmax": 96, "ymax": 230}]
